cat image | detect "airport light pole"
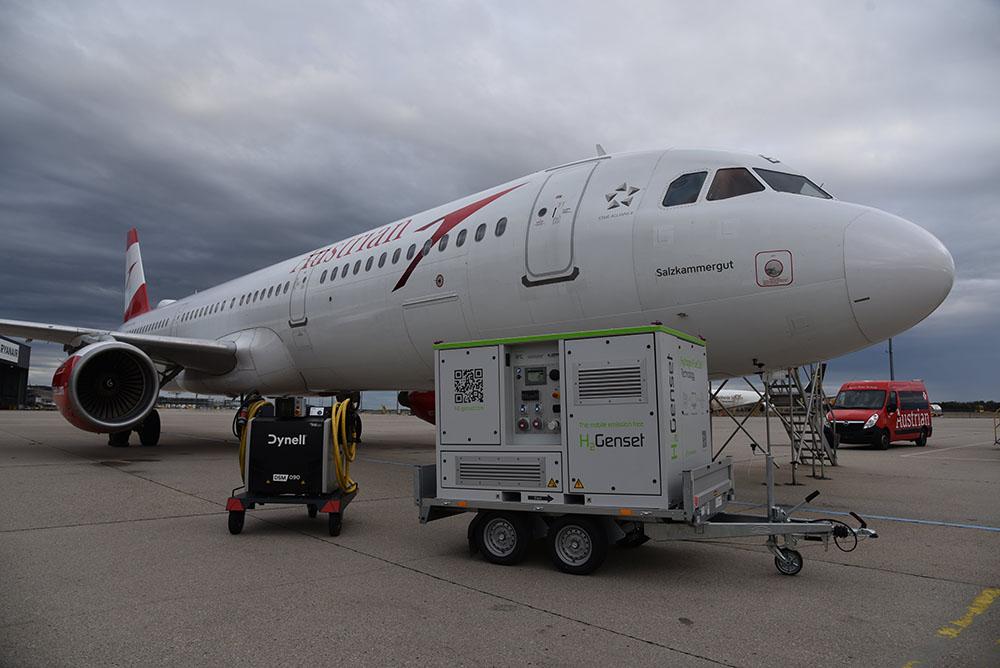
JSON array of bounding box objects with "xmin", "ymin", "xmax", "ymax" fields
[{"xmin": 888, "ymin": 338, "xmax": 895, "ymax": 381}]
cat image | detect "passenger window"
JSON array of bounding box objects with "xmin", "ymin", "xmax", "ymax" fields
[
  {"xmin": 353, "ymin": 260, "xmax": 361, "ymax": 275},
  {"xmin": 320, "ymin": 270, "xmax": 327, "ymax": 283},
  {"xmin": 365, "ymin": 256, "xmax": 373, "ymax": 271},
  {"xmin": 341, "ymin": 264, "xmax": 349, "ymax": 278},
  {"xmin": 663, "ymin": 172, "xmax": 708, "ymax": 207},
  {"xmin": 438, "ymin": 234, "xmax": 448, "ymax": 252},
  {"xmin": 706, "ymin": 168, "xmax": 765, "ymax": 201},
  {"xmin": 495, "ymin": 217, "xmax": 507, "ymax": 237},
  {"xmin": 456, "ymin": 229, "xmax": 467, "ymax": 247},
  {"xmin": 392, "ymin": 248, "xmax": 401, "ymax": 264},
  {"xmin": 253, "ymin": 291, "xmax": 259, "ymax": 303},
  {"xmin": 421, "ymin": 239, "xmax": 432, "ymax": 257},
  {"xmin": 267, "ymin": 286, "xmax": 274, "ymax": 298},
  {"xmin": 283, "ymin": 281, "xmax": 290, "ymax": 294},
  {"xmin": 407, "ymin": 244, "xmax": 416, "ymax": 260},
  {"xmin": 475, "ymin": 223, "xmax": 487, "ymax": 242},
  {"xmin": 378, "ymin": 252, "xmax": 386, "ymax": 268}
]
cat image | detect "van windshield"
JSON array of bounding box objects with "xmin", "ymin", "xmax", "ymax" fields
[{"xmin": 834, "ymin": 390, "xmax": 886, "ymax": 409}]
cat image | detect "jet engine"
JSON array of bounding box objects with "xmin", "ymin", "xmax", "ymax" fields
[
  {"xmin": 52, "ymin": 341, "xmax": 159, "ymax": 433},
  {"xmin": 398, "ymin": 390, "xmax": 435, "ymax": 425}
]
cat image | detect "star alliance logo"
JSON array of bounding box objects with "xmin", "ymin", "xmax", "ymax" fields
[{"xmin": 606, "ymin": 183, "xmax": 640, "ymax": 209}]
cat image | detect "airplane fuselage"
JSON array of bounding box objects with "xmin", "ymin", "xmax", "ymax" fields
[{"xmin": 118, "ymin": 149, "xmax": 954, "ymax": 396}]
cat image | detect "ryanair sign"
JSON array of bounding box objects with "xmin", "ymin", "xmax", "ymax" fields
[{"xmin": 0, "ymin": 339, "xmax": 20, "ymax": 365}]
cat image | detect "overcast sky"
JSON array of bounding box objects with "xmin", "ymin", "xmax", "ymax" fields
[{"xmin": 1, "ymin": 1, "xmax": 997, "ymax": 401}]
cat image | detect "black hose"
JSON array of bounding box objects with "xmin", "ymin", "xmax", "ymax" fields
[{"xmin": 808, "ymin": 518, "xmax": 859, "ymax": 552}]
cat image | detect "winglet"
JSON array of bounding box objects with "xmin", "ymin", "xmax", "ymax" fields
[
  {"xmin": 596, "ymin": 144, "xmax": 607, "ymax": 157},
  {"xmin": 124, "ymin": 228, "xmax": 151, "ymax": 322}
]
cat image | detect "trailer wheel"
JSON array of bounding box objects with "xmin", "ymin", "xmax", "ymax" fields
[
  {"xmin": 548, "ymin": 516, "xmax": 608, "ymax": 575},
  {"xmin": 228, "ymin": 510, "xmax": 245, "ymax": 535},
  {"xmin": 915, "ymin": 429, "xmax": 927, "ymax": 447},
  {"xmin": 774, "ymin": 548, "xmax": 803, "ymax": 576},
  {"xmin": 475, "ymin": 511, "xmax": 530, "ymax": 565},
  {"xmin": 307, "ymin": 504, "xmax": 318, "ymax": 518},
  {"xmin": 328, "ymin": 512, "xmax": 342, "ymax": 537}
]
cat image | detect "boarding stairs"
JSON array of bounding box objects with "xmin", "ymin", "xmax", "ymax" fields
[{"xmin": 765, "ymin": 365, "xmax": 837, "ymax": 480}]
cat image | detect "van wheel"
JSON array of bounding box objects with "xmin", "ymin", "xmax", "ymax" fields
[
  {"xmin": 875, "ymin": 430, "xmax": 890, "ymax": 450},
  {"xmin": 915, "ymin": 429, "xmax": 927, "ymax": 447}
]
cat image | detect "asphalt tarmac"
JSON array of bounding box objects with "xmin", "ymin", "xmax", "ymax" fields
[{"xmin": 1, "ymin": 410, "xmax": 997, "ymax": 667}]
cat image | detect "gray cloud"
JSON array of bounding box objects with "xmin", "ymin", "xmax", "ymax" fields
[{"xmin": 1, "ymin": 0, "xmax": 998, "ymax": 399}]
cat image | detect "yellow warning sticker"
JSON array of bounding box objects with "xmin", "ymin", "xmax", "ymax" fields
[
  {"xmin": 547, "ymin": 478, "xmax": 558, "ymax": 488},
  {"xmin": 574, "ymin": 479, "xmax": 584, "ymax": 490}
]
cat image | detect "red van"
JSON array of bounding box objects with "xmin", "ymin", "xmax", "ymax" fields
[{"xmin": 825, "ymin": 380, "xmax": 933, "ymax": 450}]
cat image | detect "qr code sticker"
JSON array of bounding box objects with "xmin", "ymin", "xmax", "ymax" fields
[{"xmin": 454, "ymin": 368, "xmax": 484, "ymax": 404}]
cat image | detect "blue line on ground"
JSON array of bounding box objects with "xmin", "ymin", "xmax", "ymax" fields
[{"xmin": 728, "ymin": 502, "xmax": 1000, "ymax": 533}]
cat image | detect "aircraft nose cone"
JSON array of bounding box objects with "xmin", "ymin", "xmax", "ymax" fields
[{"xmin": 845, "ymin": 211, "xmax": 954, "ymax": 343}]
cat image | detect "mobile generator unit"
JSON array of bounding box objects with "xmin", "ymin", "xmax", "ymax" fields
[
  {"xmin": 414, "ymin": 326, "xmax": 876, "ymax": 575},
  {"xmin": 227, "ymin": 398, "xmax": 358, "ymax": 537}
]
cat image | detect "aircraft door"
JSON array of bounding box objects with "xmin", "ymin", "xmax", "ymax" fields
[
  {"xmin": 523, "ymin": 161, "xmax": 597, "ymax": 286},
  {"xmin": 288, "ymin": 265, "xmax": 313, "ymax": 328}
]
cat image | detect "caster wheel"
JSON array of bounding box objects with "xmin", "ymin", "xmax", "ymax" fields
[
  {"xmin": 328, "ymin": 512, "xmax": 342, "ymax": 537},
  {"xmin": 774, "ymin": 548, "xmax": 803, "ymax": 576},
  {"xmin": 548, "ymin": 515, "xmax": 608, "ymax": 575},
  {"xmin": 307, "ymin": 504, "xmax": 318, "ymax": 519},
  {"xmin": 474, "ymin": 511, "xmax": 531, "ymax": 566},
  {"xmin": 228, "ymin": 510, "xmax": 245, "ymax": 535}
]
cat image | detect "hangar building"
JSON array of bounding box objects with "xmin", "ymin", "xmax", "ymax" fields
[{"xmin": 0, "ymin": 335, "xmax": 30, "ymax": 409}]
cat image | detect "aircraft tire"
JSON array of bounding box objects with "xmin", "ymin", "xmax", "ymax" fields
[{"xmin": 137, "ymin": 409, "xmax": 161, "ymax": 447}]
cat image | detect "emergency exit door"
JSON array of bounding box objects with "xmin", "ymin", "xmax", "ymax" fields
[{"xmin": 522, "ymin": 161, "xmax": 597, "ymax": 286}]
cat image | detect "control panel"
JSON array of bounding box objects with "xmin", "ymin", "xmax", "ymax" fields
[{"xmin": 507, "ymin": 342, "xmax": 562, "ymax": 445}]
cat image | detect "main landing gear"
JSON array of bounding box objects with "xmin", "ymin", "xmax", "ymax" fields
[{"xmin": 107, "ymin": 408, "xmax": 161, "ymax": 447}]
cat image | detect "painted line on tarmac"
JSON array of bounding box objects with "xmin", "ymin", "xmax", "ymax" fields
[
  {"xmin": 936, "ymin": 587, "xmax": 1000, "ymax": 639},
  {"xmin": 728, "ymin": 502, "xmax": 1000, "ymax": 533},
  {"xmin": 900, "ymin": 441, "xmax": 994, "ymax": 457}
]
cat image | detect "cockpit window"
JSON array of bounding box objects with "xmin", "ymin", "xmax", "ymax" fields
[
  {"xmin": 662, "ymin": 171, "xmax": 707, "ymax": 207},
  {"xmin": 753, "ymin": 168, "xmax": 831, "ymax": 199},
  {"xmin": 706, "ymin": 168, "xmax": 765, "ymax": 201}
]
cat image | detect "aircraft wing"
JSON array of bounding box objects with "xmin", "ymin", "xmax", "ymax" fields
[{"xmin": 0, "ymin": 318, "xmax": 236, "ymax": 375}]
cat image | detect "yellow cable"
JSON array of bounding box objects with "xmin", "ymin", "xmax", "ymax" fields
[
  {"xmin": 238, "ymin": 399, "xmax": 270, "ymax": 482},
  {"xmin": 331, "ymin": 399, "xmax": 358, "ymax": 494}
]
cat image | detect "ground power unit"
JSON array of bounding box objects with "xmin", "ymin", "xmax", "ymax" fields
[
  {"xmin": 226, "ymin": 399, "xmax": 359, "ymax": 537},
  {"xmin": 416, "ymin": 326, "xmax": 878, "ymax": 575},
  {"xmin": 435, "ymin": 326, "xmax": 715, "ymax": 510}
]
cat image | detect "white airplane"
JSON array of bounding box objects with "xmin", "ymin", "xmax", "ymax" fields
[{"xmin": 0, "ymin": 149, "xmax": 954, "ymax": 446}]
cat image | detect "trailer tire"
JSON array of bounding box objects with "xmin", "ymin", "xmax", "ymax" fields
[
  {"xmin": 475, "ymin": 511, "xmax": 530, "ymax": 565},
  {"xmin": 774, "ymin": 548, "xmax": 803, "ymax": 576},
  {"xmin": 228, "ymin": 510, "xmax": 245, "ymax": 535},
  {"xmin": 548, "ymin": 516, "xmax": 608, "ymax": 575},
  {"xmin": 915, "ymin": 429, "xmax": 927, "ymax": 447}
]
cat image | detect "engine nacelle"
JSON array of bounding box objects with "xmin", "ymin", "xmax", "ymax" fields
[
  {"xmin": 399, "ymin": 390, "xmax": 435, "ymax": 425},
  {"xmin": 52, "ymin": 341, "xmax": 159, "ymax": 433}
]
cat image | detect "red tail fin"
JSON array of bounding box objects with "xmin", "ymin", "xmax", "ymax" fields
[{"xmin": 124, "ymin": 228, "xmax": 151, "ymax": 322}]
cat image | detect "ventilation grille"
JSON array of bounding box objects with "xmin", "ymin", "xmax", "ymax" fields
[
  {"xmin": 576, "ymin": 363, "xmax": 646, "ymax": 404},
  {"xmin": 456, "ymin": 456, "xmax": 544, "ymax": 489}
]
